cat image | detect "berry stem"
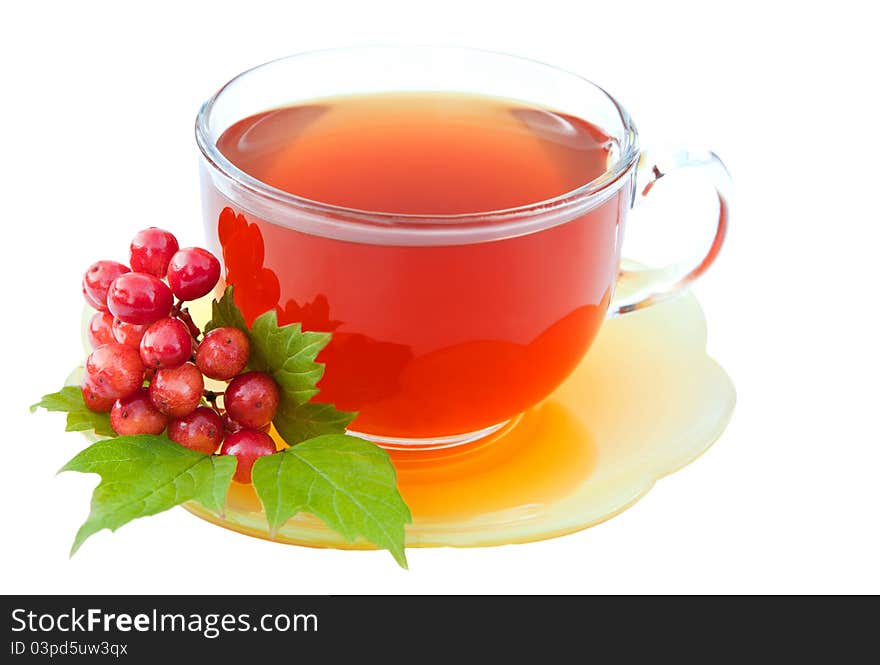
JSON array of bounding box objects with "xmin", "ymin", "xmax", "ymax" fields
[
  {"xmin": 203, "ymin": 389, "xmax": 222, "ymax": 407},
  {"xmin": 172, "ymin": 301, "xmax": 202, "ymax": 341}
]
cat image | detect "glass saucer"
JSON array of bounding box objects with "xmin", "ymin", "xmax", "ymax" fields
[{"xmin": 184, "ymin": 282, "xmax": 735, "ymax": 549}]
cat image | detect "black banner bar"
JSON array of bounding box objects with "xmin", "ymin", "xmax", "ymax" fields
[{"xmin": 1, "ymin": 595, "xmax": 873, "ymax": 660}]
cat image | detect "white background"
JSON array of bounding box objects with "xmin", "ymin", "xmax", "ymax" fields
[{"xmin": 1, "ymin": 1, "xmax": 877, "ymax": 594}]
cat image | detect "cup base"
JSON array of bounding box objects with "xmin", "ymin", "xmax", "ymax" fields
[{"xmin": 347, "ymin": 419, "xmax": 513, "ymax": 451}]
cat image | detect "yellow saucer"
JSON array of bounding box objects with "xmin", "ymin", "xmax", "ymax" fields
[{"xmin": 185, "ymin": 283, "xmax": 735, "ymax": 549}]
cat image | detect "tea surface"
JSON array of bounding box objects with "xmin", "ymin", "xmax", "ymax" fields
[{"xmin": 217, "ymin": 92, "xmax": 613, "ymax": 214}]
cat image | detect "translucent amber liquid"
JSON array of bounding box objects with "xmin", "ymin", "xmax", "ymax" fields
[{"xmin": 210, "ymin": 92, "xmax": 631, "ymax": 438}]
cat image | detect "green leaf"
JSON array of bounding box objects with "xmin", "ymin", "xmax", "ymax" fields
[
  {"xmin": 248, "ymin": 310, "xmax": 331, "ymax": 406},
  {"xmin": 210, "ymin": 285, "xmax": 330, "ymax": 405},
  {"xmin": 243, "ymin": 302, "xmax": 355, "ymax": 445},
  {"xmin": 205, "ymin": 286, "xmax": 352, "ymax": 444},
  {"xmin": 252, "ymin": 435, "xmax": 411, "ymax": 568},
  {"xmin": 61, "ymin": 435, "xmax": 237, "ymax": 555},
  {"xmin": 204, "ymin": 285, "xmax": 248, "ymax": 334},
  {"xmin": 273, "ymin": 401, "xmax": 357, "ymax": 443},
  {"xmin": 31, "ymin": 387, "xmax": 114, "ymax": 437},
  {"xmin": 201, "ymin": 286, "xmax": 409, "ymax": 565}
]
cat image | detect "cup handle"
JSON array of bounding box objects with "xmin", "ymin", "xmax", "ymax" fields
[{"xmin": 608, "ymin": 149, "xmax": 732, "ymax": 316}]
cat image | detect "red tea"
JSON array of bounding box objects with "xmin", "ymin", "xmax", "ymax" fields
[{"xmin": 209, "ymin": 93, "xmax": 630, "ymax": 438}]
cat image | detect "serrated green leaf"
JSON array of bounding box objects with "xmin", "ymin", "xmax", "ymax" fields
[
  {"xmin": 61, "ymin": 435, "xmax": 237, "ymax": 555},
  {"xmin": 248, "ymin": 310, "xmax": 331, "ymax": 406},
  {"xmin": 252, "ymin": 435, "xmax": 411, "ymax": 568},
  {"xmin": 201, "ymin": 286, "xmax": 408, "ymax": 564},
  {"xmin": 273, "ymin": 401, "xmax": 357, "ymax": 444},
  {"xmin": 31, "ymin": 387, "xmax": 114, "ymax": 437},
  {"xmin": 245, "ymin": 307, "xmax": 352, "ymax": 444},
  {"xmin": 204, "ymin": 285, "xmax": 248, "ymax": 334},
  {"xmin": 205, "ymin": 286, "xmax": 351, "ymax": 444}
]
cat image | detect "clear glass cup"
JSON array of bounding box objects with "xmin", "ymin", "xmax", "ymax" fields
[{"xmin": 196, "ymin": 46, "xmax": 731, "ymax": 449}]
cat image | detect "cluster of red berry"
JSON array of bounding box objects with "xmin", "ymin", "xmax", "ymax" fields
[{"xmin": 81, "ymin": 228, "xmax": 277, "ymax": 483}]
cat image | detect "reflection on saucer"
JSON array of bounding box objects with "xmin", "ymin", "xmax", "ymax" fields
[
  {"xmin": 391, "ymin": 402, "xmax": 596, "ymax": 522},
  {"xmin": 186, "ymin": 284, "xmax": 734, "ymax": 550}
]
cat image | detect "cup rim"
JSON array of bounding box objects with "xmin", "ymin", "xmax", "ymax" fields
[{"xmin": 195, "ymin": 46, "xmax": 640, "ymax": 235}]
